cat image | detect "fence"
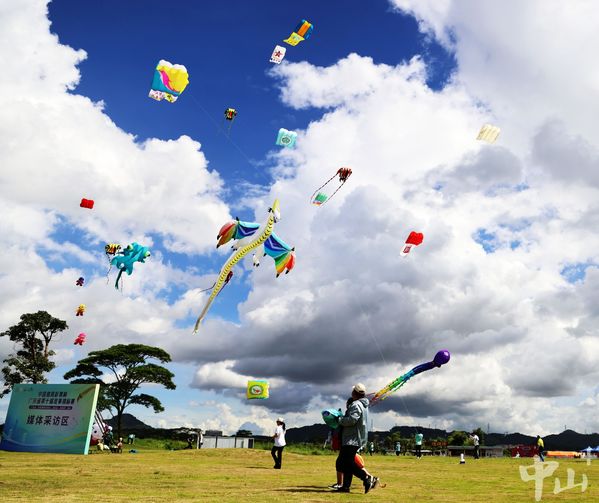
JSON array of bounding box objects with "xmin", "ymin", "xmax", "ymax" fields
[{"xmin": 202, "ymin": 436, "xmax": 254, "ymax": 449}]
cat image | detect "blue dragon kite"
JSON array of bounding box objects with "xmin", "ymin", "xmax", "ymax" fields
[{"xmin": 110, "ymin": 243, "xmax": 151, "ymax": 290}]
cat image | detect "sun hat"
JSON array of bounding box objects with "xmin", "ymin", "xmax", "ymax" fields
[{"xmin": 353, "ymin": 383, "xmax": 366, "ymax": 395}]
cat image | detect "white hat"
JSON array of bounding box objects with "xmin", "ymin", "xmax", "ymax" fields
[
  {"xmin": 276, "ymin": 417, "xmax": 284, "ymax": 423},
  {"xmin": 353, "ymin": 383, "xmax": 366, "ymax": 394}
]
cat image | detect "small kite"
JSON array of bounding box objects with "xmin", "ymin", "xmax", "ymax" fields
[
  {"xmin": 148, "ymin": 60, "xmax": 189, "ymax": 103},
  {"xmin": 310, "ymin": 167, "xmax": 352, "ymax": 206},
  {"xmin": 105, "ymin": 243, "xmax": 121, "ymax": 256},
  {"xmin": 276, "ymin": 128, "xmax": 297, "ymax": 148},
  {"xmin": 75, "ymin": 277, "xmax": 84, "ymax": 287},
  {"xmin": 80, "ymin": 198, "xmax": 94, "ymax": 209},
  {"xmin": 194, "ymin": 200, "xmax": 294, "ymax": 332},
  {"xmin": 110, "ymin": 243, "xmax": 150, "ymax": 290},
  {"xmin": 476, "ymin": 124, "xmax": 501, "ymax": 143},
  {"xmin": 223, "ymin": 108, "xmax": 238, "ymax": 133},
  {"xmin": 252, "ymin": 233, "xmax": 295, "ymax": 277},
  {"xmin": 270, "ymin": 45, "xmax": 286, "ymax": 64},
  {"xmin": 74, "ymin": 333, "xmax": 86, "ymax": 346},
  {"xmin": 284, "ymin": 19, "xmax": 313, "ymax": 46},
  {"xmin": 247, "ymin": 380, "xmax": 269, "ymax": 400},
  {"xmin": 401, "ymin": 232, "xmax": 424, "ymax": 256},
  {"xmin": 75, "ymin": 304, "xmax": 86, "ymax": 316}
]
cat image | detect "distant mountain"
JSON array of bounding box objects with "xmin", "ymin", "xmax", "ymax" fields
[{"xmin": 103, "ymin": 413, "xmax": 153, "ymax": 430}]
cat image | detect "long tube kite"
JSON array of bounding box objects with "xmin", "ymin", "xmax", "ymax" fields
[
  {"xmin": 322, "ymin": 350, "xmax": 450, "ymax": 429},
  {"xmin": 194, "ymin": 199, "xmax": 295, "ymax": 332},
  {"xmin": 369, "ymin": 350, "xmax": 450, "ymax": 406}
]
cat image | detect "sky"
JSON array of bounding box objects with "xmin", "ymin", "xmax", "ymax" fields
[{"xmin": 1, "ymin": 0, "xmax": 599, "ymax": 437}]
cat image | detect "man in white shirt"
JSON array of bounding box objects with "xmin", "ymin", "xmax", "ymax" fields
[
  {"xmin": 271, "ymin": 417, "xmax": 286, "ymax": 469},
  {"xmin": 470, "ymin": 433, "xmax": 480, "ymax": 459}
]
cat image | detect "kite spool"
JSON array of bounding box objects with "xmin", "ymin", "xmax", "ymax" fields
[{"xmin": 460, "ymin": 453, "xmax": 466, "ymax": 464}]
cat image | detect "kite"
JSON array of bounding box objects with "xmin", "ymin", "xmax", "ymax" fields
[
  {"xmin": 148, "ymin": 60, "xmax": 189, "ymax": 103},
  {"xmin": 75, "ymin": 304, "xmax": 86, "ymax": 316},
  {"xmin": 247, "ymin": 380, "xmax": 269, "ymax": 400},
  {"xmin": 284, "ymin": 19, "xmax": 313, "ymax": 46},
  {"xmin": 75, "ymin": 277, "xmax": 84, "ymax": 287},
  {"xmin": 322, "ymin": 350, "xmax": 450, "ymax": 429},
  {"xmin": 110, "ymin": 243, "xmax": 151, "ymax": 290},
  {"xmin": 369, "ymin": 350, "xmax": 450, "ymax": 406},
  {"xmin": 193, "ymin": 199, "xmax": 294, "ymax": 332},
  {"xmin": 310, "ymin": 167, "xmax": 352, "ymax": 206},
  {"xmin": 105, "ymin": 243, "xmax": 121, "ymax": 256},
  {"xmin": 223, "ymin": 108, "xmax": 238, "ymax": 133},
  {"xmin": 476, "ymin": 124, "xmax": 501, "ymax": 143},
  {"xmin": 74, "ymin": 333, "xmax": 86, "ymax": 346},
  {"xmin": 270, "ymin": 45, "xmax": 286, "ymax": 64},
  {"xmin": 80, "ymin": 198, "xmax": 94, "ymax": 209},
  {"xmin": 276, "ymin": 128, "xmax": 297, "ymax": 148},
  {"xmin": 400, "ymin": 232, "xmax": 424, "ymax": 256}
]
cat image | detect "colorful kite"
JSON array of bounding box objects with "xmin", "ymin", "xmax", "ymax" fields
[
  {"xmin": 75, "ymin": 304, "xmax": 86, "ymax": 316},
  {"xmin": 75, "ymin": 277, "xmax": 84, "ymax": 287},
  {"xmin": 80, "ymin": 198, "xmax": 94, "ymax": 209},
  {"xmin": 252, "ymin": 233, "xmax": 295, "ymax": 277},
  {"xmin": 194, "ymin": 200, "xmax": 294, "ymax": 332},
  {"xmin": 369, "ymin": 350, "xmax": 450, "ymax": 406},
  {"xmin": 247, "ymin": 380, "xmax": 269, "ymax": 400},
  {"xmin": 148, "ymin": 60, "xmax": 189, "ymax": 103},
  {"xmin": 276, "ymin": 128, "xmax": 297, "ymax": 148},
  {"xmin": 105, "ymin": 243, "xmax": 121, "ymax": 256},
  {"xmin": 476, "ymin": 124, "xmax": 501, "ymax": 143},
  {"xmin": 322, "ymin": 350, "xmax": 450, "ymax": 429},
  {"xmin": 310, "ymin": 167, "xmax": 352, "ymax": 206},
  {"xmin": 270, "ymin": 45, "xmax": 286, "ymax": 64},
  {"xmin": 284, "ymin": 19, "xmax": 313, "ymax": 46},
  {"xmin": 401, "ymin": 232, "xmax": 424, "ymax": 256},
  {"xmin": 110, "ymin": 243, "xmax": 151, "ymax": 290},
  {"xmin": 74, "ymin": 333, "xmax": 86, "ymax": 346}
]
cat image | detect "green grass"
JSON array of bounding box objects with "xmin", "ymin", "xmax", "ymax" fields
[{"xmin": 0, "ymin": 449, "xmax": 597, "ymax": 502}]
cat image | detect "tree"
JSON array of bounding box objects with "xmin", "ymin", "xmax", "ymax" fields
[
  {"xmin": 63, "ymin": 344, "xmax": 176, "ymax": 438},
  {"xmin": 0, "ymin": 311, "xmax": 68, "ymax": 397},
  {"xmin": 236, "ymin": 429, "xmax": 253, "ymax": 437},
  {"xmin": 448, "ymin": 430, "xmax": 469, "ymax": 446}
]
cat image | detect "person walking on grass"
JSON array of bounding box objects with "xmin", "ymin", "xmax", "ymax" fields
[
  {"xmin": 335, "ymin": 383, "xmax": 380, "ymax": 494},
  {"xmin": 470, "ymin": 432, "xmax": 480, "ymax": 459},
  {"xmin": 271, "ymin": 417, "xmax": 286, "ymax": 469},
  {"xmin": 536, "ymin": 435, "xmax": 545, "ymax": 462}
]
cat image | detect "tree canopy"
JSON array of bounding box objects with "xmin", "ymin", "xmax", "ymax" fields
[
  {"xmin": 64, "ymin": 344, "xmax": 176, "ymax": 438},
  {"xmin": 0, "ymin": 311, "xmax": 68, "ymax": 397}
]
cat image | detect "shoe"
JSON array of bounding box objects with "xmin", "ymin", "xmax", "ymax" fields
[
  {"xmin": 274, "ymin": 465, "xmax": 281, "ymax": 469},
  {"xmin": 336, "ymin": 487, "xmax": 350, "ymax": 493},
  {"xmin": 364, "ymin": 475, "xmax": 375, "ymax": 494},
  {"xmin": 329, "ymin": 484, "xmax": 341, "ymax": 489},
  {"xmin": 371, "ymin": 477, "xmax": 380, "ymax": 490}
]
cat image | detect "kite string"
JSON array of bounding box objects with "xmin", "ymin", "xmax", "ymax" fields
[
  {"xmin": 187, "ymin": 93, "xmax": 259, "ymax": 172},
  {"xmin": 354, "ymin": 294, "xmax": 414, "ymax": 420}
]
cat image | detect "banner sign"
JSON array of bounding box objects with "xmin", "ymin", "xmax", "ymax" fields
[{"xmin": 0, "ymin": 383, "xmax": 99, "ymax": 454}]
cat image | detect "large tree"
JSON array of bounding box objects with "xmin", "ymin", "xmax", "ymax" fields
[
  {"xmin": 63, "ymin": 344, "xmax": 176, "ymax": 437},
  {"xmin": 0, "ymin": 311, "xmax": 68, "ymax": 397}
]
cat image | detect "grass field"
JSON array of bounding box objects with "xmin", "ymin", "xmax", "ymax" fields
[{"xmin": 1, "ymin": 447, "xmax": 597, "ymax": 502}]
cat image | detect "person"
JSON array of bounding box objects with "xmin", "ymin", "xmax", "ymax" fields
[
  {"xmin": 198, "ymin": 429, "xmax": 204, "ymax": 449},
  {"xmin": 185, "ymin": 436, "xmax": 194, "ymax": 449},
  {"xmin": 536, "ymin": 435, "xmax": 545, "ymax": 462},
  {"xmin": 271, "ymin": 417, "xmax": 286, "ymax": 469},
  {"xmin": 336, "ymin": 383, "xmax": 379, "ymax": 494},
  {"xmin": 395, "ymin": 441, "xmax": 401, "ymax": 456},
  {"xmin": 415, "ymin": 431, "xmax": 423, "ymax": 458},
  {"xmin": 116, "ymin": 437, "xmax": 123, "ymax": 454},
  {"xmin": 127, "ymin": 433, "xmax": 135, "ymax": 445},
  {"xmin": 470, "ymin": 432, "xmax": 480, "ymax": 459},
  {"xmin": 368, "ymin": 441, "xmax": 375, "ymax": 456}
]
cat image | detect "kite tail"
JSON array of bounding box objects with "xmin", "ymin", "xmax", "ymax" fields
[
  {"xmin": 114, "ymin": 269, "xmax": 124, "ymax": 290},
  {"xmin": 193, "ymin": 214, "xmax": 276, "ymax": 333}
]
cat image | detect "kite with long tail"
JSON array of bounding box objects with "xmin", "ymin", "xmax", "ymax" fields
[
  {"xmin": 322, "ymin": 350, "xmax": 450, "ymax": 428},
  {"xmin": 193, "ymin": 199, "xmax": 295, "ymax": 332}
]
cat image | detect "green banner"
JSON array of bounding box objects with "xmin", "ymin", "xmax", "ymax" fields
[{"xmin": 0, "ymin": 383, "xmax": 99, "ymax": 454}]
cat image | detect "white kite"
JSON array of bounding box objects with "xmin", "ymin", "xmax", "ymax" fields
[{"xmin": 476, "ymin": 124, "xmax": 501, "ymax": 143}]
